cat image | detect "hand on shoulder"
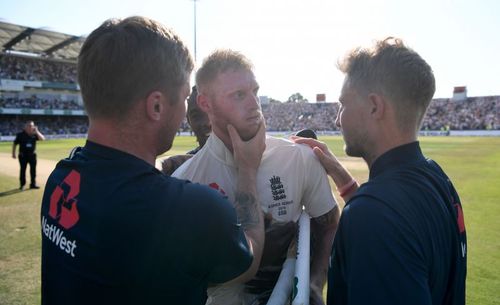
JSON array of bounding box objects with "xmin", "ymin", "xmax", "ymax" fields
[{"xmin": 161, "ymin": 154, "xmax": 193, "ymax": 176}]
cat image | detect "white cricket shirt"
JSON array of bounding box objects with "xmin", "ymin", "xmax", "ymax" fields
[{"xmin": 173, "ymin": 133, "xmax": 336, "ymax": 221}]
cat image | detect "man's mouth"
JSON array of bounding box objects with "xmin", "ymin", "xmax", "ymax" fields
[{"xmin": 247, "ymin": 115, "xmax": 262, "ymax": 124}]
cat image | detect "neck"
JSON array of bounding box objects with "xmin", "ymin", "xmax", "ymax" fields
[
  {"xmin": 87, "ymin": 119, "xmax": 157, "ymax": 166},
  {"xmin": 365, "ymin": 130, "xmax": 417, "ymax": 168},
  {"xmin": 363, "ymin": 103, "xmax": 419, "ymax": 168},
  {"xmin": 212, "ymin": 126, "xmax": 234, "ymax": 154}
]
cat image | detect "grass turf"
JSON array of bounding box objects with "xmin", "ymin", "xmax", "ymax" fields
[{"xmin": 0, "ymin": 136, "xmax": 499, "ymax": 304}]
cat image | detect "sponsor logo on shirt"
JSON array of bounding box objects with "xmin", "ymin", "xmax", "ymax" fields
[
  {"xmin": 42, "ymin": 170, "xmax": 81, "ymax": 257},
  {"xmin": 454, "ymin": 203, "xmax": 467, "ymax": 257},
  {"xmin": 209, "ymin": 182, "xmax": 227, "ymax": 198},
  {"xmin": 454, "ymin": 203, "xmax": 465, "ymax": 233},
  {"xmin": 49, "ymin": 170, "xmax": 80, "ymax": 229},
  {"xmin": 42, "ymin": 216, "xmax": 77, "ymax": 257}
]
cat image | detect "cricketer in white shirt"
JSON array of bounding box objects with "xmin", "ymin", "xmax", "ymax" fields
[{"xmin": 173, "ymin": 132, "xmax": 337, "ymax": 304}]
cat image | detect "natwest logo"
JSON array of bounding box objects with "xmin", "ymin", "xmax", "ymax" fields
[{"xmin": 49, "ymin": 170, "xmax": 81, "ymax": 229}]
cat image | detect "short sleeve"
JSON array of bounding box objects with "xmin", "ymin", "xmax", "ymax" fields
[
  {"xmin": 209, "ymin": 201, "xmax": 253, "ymax": 283},
  {"xmin": 188, "ymin": 185, "xmax": 253, "ymax": 284},
  {"xmin": 300, "ymin": 146, "xmax": 337, "ymax": 218}
]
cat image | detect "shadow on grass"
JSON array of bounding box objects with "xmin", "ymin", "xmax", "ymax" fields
[{"xmin": 0, "ymin": 188, "xmax": 24, "ymax": 198}]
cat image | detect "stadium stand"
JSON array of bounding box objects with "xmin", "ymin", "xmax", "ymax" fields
[
  {"xmin": 0, "ymin": 21, "xmax": 85, "ymax": 140},
  {"xmin": 0, "ymin": 115, "xmax": 88, "ymax": 136},
  {"xmin": 1, "ymin": 96, "xmax": 82, "ymax": 110},
  {"xmin": 1, "ymin": 21, "xmax": 498, "ymax": 140},
  {"xmin": 262, "ymin": 102, "xmax": 340, "ymax": 132},
  {"xmin": 0, "ymin": 53, "xmax": 77, "ymax": 83},
  {"xmin": 262, "ymin": 96, "xmax": 499, "ymax": 132},
  {"xmin": 422, "ymin": 96, "xmax": 499, "ymax": 131}
]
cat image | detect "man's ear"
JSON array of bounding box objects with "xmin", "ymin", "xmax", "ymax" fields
[
  {"xmin": 197, "ymin": 93, "xmax": 211, "ymax": 113},
  {"xmin": 145, "ymin": 91, "xmax": 164, "ymax": 121},
  {"xmin": 368, "ymin": 93, "xmax": 385, "ymax": 120}
]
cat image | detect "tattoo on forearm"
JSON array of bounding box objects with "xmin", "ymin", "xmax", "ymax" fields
[{"xmin": 234, "ymin": 192, "xmax": 261, "ymax": 230}]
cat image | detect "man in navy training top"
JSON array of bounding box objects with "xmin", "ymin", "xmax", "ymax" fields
[
  {"xmin": 294, "ymin": 37, "xmax": 467, "ymax": 305},
  {"xmin": 40, "ymin": 16, "xmax": 266, "ymax": 305},
  {"xmin": 12, "ymin": 120, "xmax": 45, "ymax": 189}
]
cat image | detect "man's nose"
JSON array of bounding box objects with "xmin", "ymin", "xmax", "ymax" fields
[{"xmin": 248, "ymin": 94, "xmax": 260, "ymax": 109}]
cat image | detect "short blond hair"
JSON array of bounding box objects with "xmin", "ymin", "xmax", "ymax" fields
[
  {"xmin": 338, "ymin": 37, "xmax": 435, "ymax": 132},
  {"xmin": 195, "ymin": 49, "xmax": 253, "ymax": 95}
]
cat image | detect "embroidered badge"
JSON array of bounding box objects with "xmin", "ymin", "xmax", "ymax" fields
[{"xmin": 270, "ymin": 175, "xmax": 286, "ymax": 201}]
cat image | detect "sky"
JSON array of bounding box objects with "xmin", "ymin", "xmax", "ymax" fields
[{"xmin": 1, "ymin": 0, "xmax": 499, "ymax": 102}]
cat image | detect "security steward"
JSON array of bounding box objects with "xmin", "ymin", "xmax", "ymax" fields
[{"xmin": 12, "ymin": 121, "xmax": 45, "ymax": 190}]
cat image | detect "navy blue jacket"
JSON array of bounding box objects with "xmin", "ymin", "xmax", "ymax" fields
[
  {"xmin": 328, "ymin": 142, "xmax": 466, "ymax": 305},
  {"xmin": 41, "ymin": 141, "xmax": 252, "ymax": 305}
]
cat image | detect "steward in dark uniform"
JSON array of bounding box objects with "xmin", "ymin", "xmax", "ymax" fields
[{"xmin": 12, "ymin": 121, "xmax": 45, "ymax": 189}]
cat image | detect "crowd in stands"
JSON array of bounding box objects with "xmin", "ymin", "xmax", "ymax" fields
[
  {"xmin": 0, "ymin": 54, "xmax": 77, "ymax": 83},
  {"xmin": 262, "ymin": 96, "xmax": 498, "ymax": 132},
  {"xmin": 0, "ymin": 96, "xmax": 82, "ymax": 110},
  {"xmin": 0, "ymin": 97, "xmax": 498, "ymax": 136},
  {"xmin": 1, "ymin": 53, "xmax": 498, "ymax": 135},
  {"xmin": 262, "ymin": 102, "xmax": 339, "ymax": 131},
  {"xmin": 0, "ymin": 116, "xmax": 88, "ymax": 136},
  {"xmin": 422, "ymin": 96, "xmax": 499, "ymax": 130}
]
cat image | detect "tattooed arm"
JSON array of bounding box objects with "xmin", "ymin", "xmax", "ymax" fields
[
  {"xmin": 310, "ymin": 206, "xmax": 340, "ymax": 305},
  {"xmin": 224, "ymin": 121, "xmax": 266, "ymax": 284}
]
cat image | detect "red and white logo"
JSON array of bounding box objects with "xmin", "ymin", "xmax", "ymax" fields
[
  {"xmin": 49, "ymin": 170, "xmax": 81, "ymax": 229},
  {"xmin": 209, "ymin": 182, "xmax": 226, "ymax": 196},
  {"xmin": 454, "ymin": 203, "xmax": 466, "ymax": 233}
]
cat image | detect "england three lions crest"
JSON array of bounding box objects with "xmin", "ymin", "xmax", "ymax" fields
[{"xmin": 270, "ymin": 175, "xmax": 286, "ymax": 201}]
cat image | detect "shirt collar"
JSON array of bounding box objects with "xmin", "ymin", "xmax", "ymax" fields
[
  {"xmin": 82, "ymin": 140, "xmax": 160, "ymax": 173},
  {"xmin": 83, "ymin": 140, "xmax": 151, "ymax": 164},
  {"xmin": 369, "ymin": 141, "xmax": 425, "ymax": 180}
]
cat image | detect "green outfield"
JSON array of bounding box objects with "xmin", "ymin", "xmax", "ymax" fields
[{"xmin": 0, "ymin": 136, "xmax": 499, "ymax": 304}]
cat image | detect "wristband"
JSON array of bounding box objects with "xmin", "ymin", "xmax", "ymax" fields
[{"xmin": 337, "ymin": 179, "xmax": 357, "ymax": 197}]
